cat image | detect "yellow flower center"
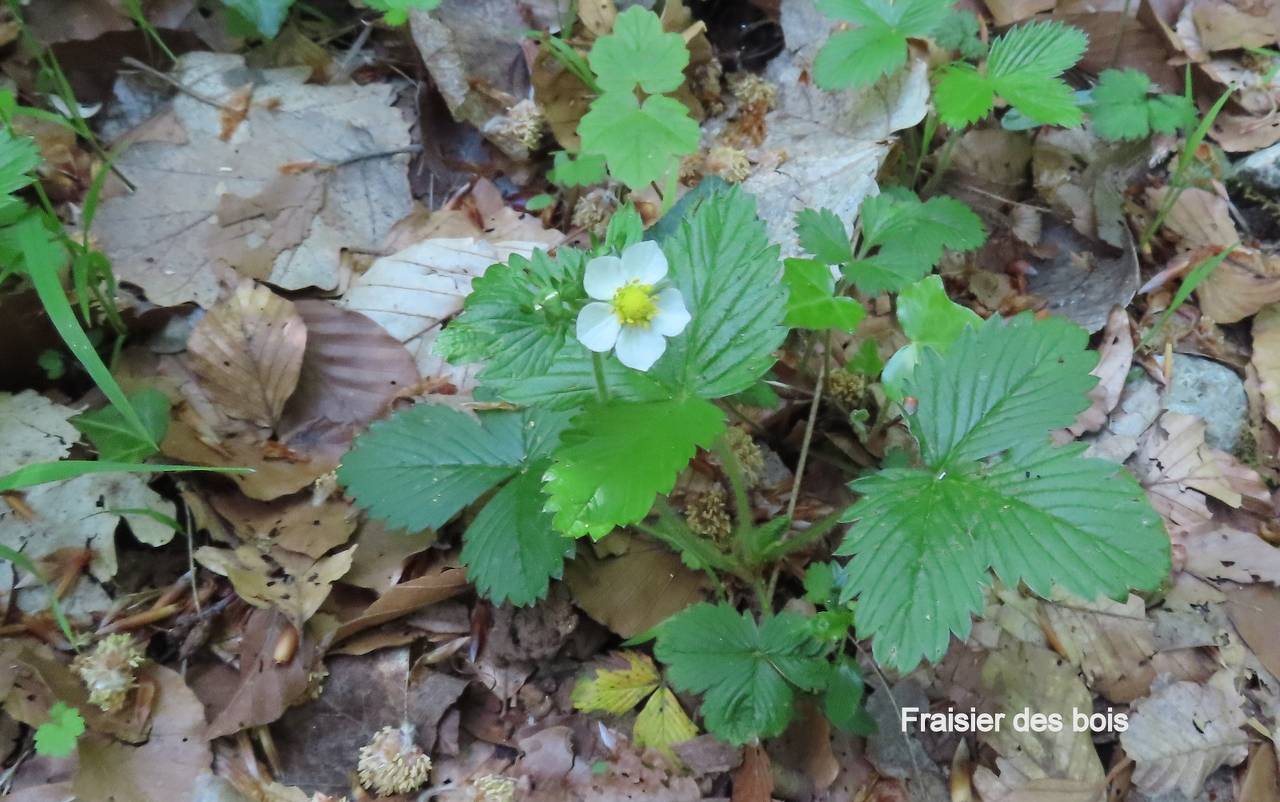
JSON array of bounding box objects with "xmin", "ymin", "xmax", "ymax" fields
[{"xmin": 611, "ymin": 282, "xmax": 658, "ymax": 326}]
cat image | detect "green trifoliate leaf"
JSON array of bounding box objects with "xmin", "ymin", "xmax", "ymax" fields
[
  {"xmin": 578, "ymin": 92, "xmax": 700, "ymax": 190},
  {"xmin": 589, "ymin": 6, "xmax": 690, "ymax": 95},
  {"xmin": 783, "ymin": 258, "xmax": 866, "ymax": 331},
  {"xmin": 605, "ymin": 202, "xmax": 645, "ymax": 251},
  {"xmin": 837, "ymin": 314, "xmax": 1169, "ymax": 672},
  {"xmin": 655, "ymin": 603, "xmax": 830, "ymax": 744},
  {"xmin": 844, "ymin": 190, "xmax": 985, "ymax": 295},
  {"xmin": 933, "ymin": 9, "xmax": 987, "ymax": 59},
  {"xmin": 814, "ymin": 0, "xmax": 953, "ymax": 90},
  {"xmin": 549, "ymin": 150, "xmax": 608, "ymax": 188},
  {"xmin": 795, "ymin": 207, "xmax": 854, "ymax": 265},
  {"xmin": 362, "ymin": 0, "xmax": 441, "ymax": 25},
  {"xmin": 935, "ymin": 20, "xmax": 1088, "ymax": 128},
  {"xmin": 653, "ymin": 187, "xmax": 788, "ymax": 398},
  {"xmin": 71, "ymin": 389, "xmax": 170, "ymax": 463},
  {"xmin": 222, "ymin": 0, "xmax": 294, "ymax": 37},
  {"xmin": 542, "ymin": 398, "xmax": 726, "ymax": 539},
  {"xmin": 460, "ymin": 467, "xmax": 572, "ymax": 606},
  {"xmin": 338, "ymin": 404, "xmax": 566, "ymax": 532},
  {"xmin": 1088, "ymin": 69, "xmax": 1197, "ymax": 141},
  {"xmin": 35, "ymin": 702, "xmax": 84, "ymax": 758},
  {"xmin": 881, "ymin": 275, "xmax": 982, "ymax": 396}
]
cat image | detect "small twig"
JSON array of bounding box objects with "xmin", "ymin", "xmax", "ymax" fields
[
  {"xmin": 97, "ymin": 603, "xmax": 182, "ymax": 634},
  {"xmin": 121, "ymin": 57, "xmax": 239, "ymax": 113},
  {"xmin": 325, "ymin": 145, "xmax": 424, "ymax": 170},
  {"xmin": 786, "ymin": 334, "xmax": 829, "ymax": 522},
  {"xmin": 331, "ymin": 21, "xmax": 374, "ymax": 85}
]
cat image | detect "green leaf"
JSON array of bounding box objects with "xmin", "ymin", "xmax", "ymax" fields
[
  {"xmin": 908, "ymin": 314, "xmax": 1096, "ymax": 466},
  {"xmin": 837, "ymin": 314, "xmax": 1169, "ymax": 672},
  {"xmin": 222, "ymin": 0, "xmax": 295, "ymax": 37},
  {"xmin": 435, "ymin": 248, "xmax": 589, "ymax": 403},
  {"xmin": 935, "ymin": 21, "xmax": 1088, "ymax": 128},
  {"xmin": 814, "ymin": 0, "xmax": 952, "ymax": 90},
  {"xmin": 34, "ymin": 702, "xmax": 84, "ymax": 758},
  {"xmin": 1088, "ymin": 69, "xmax": 1197, "ymax": 141},
  {"xmin": 605, "ymin": 202, "xmax": 645, "ymax": 252},
  {"xmin": 881, "ymin": 275, "xmax": 982, "ymax": 396},
  {"xmin": 589, "ymin": 6, "xmax": 690, "ymax": 95},
  {"xmin": 543, "ymin": 398, "xmax": 726, "ymax": 539},
  {"xmin": 933, "ymin": 9, "xmax": 987, "ymax": 59},
  {"xmin": 338, "ymin": 405, "xmax": 566, "ymax": 532},
  {"xmin": 0, "ymin": 127, "xmax": 39, "ymax": 213},
  {"xmin": 362, "ymin": 0, "xmax": 441, "ymax": 26},
  {"xmin": 844, "ymin": 190, "xmax": 985, "ymax": 295},
  {"xmin": 525, "ymin": 193, "xmax": 555, "ymax": 212},
  {"xmin": 0, "ymin": 461, "xmax": 246, "ymax": 494},
  {"xmin": 578, "ymin": 92, "xmax": 700, "ymax": 190},
  {"xmin": 783, "ymin": 258, "xmax": 866, "ymax": 331},
  {"xmin": 655, "ymin": 603, "xmax": 829, "ymax": 744},
  {"xmin": 823, "ymin": 657, "xmax": 876, "ymax": 735},
  {"xmin": 549, "ymin": 150, "xmax": 608, "ymax": 188},
  {"xmin": 654, "ymin": 186, "xmax": 788, "ymax": 398},
  {"xmin": 461, "ymin": 467, "xmax": 573, "ymax": 606},
  {"xmin": 795, "ymin": 207, "xmax": 854, "ymax": 265},
  {"xmin": 71, "ymin": 389, "xmax": 170, "ymax": 462}
]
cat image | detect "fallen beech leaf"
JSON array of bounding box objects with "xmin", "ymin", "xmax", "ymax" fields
[
  {"xmin": 984, "ymin": 0, "xmax": 1055, "ymax": 25},
  {"xmin": 733, "ymin": 744, "xmax": 774, "ymax": 802},
  {"xmin": 339, "ymin": 238, "xmax": 545, "ymax": 384},
  {"xmin": 187, "ymin": 281, "xmax": 307, "ymax": 429},
  {"xmin": 1065, "ymin": 307, "xmax": 1133, "ymax": 437},
  {"xmin": 278, "ymin": 300, "xmax": 418, "ymax": 436},
  {"xmin": 1253, "ymin": 305, "xmax": 1280, "ymax": 431},
  {"xmin": 1197, "ymin": 249, "xmax": 1280, "ymax": 324},
  {"xmin": 1121, "ymin": 672, "xmax": 1249, "ymax": 797},
  {"xmin": 1041, "ymin": 592, "xmax": 1155, "ymax": 703},
  {"xmin": 161, "ymin": 419, "xmax": 337, "ymax": 501},
  {"xmin": 1130, "ymin": 412, "xmax": 1253, "ymax": 534},
  {"xmin": 1238, "ymin": 742, "xmax": 1279, "ymax": 802},
  {"xmin": 206, "ymin": 489, "xmax": 358, "ymax": 560},
  {"xmin": 333, "ymin": 565, "xmax": 469, "ymax": 643},
  {"xmin": 95, "ymin": 53, "xmax": 412, "ymax": 306},
  {"xmin": 202, "ymin": 609, "xmax": 321, "ymax": 739},
  {"xmin": 194, "ymin": 544, "xmax": 354, "ymax": 629},
  {"xmin": 978, "ymin": 644, "xmax": 1104, "ymax": 792},
  {"xmin": 73, "ymin": 666, "xmax": 212, "ymax": 802},
  {"xmin": 563, "ymin": 536, "xmax": 708, "ymax": 638},
  {"xmin": 342, "ymin": 519, "xmax": 435, "ymax": 594},
  {"xmin": 1181, "ymin": 528, "xmax": 1280, "ymax": 584},
  {"xmin": 1191, "ymin": 0, "xmax": 1280, "ymax": 51},
  {"xmin": 1224, "ymin": 583, "xmax": 1280, "ymax": 681},
  {"xmin": 0, "ymin": 390, "xmax": 80, "ymax": 474}
]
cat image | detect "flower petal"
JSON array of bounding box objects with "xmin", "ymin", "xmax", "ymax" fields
[
  {"xmin": 651, "ymin": 287, "xmax": 691, "ymax": 337},
  {"xmin": 614, "ymin": 326, "xmax": 667, "ymax": 371},
  {"xmin": 577, "ymin": 302, "xmax": 621, "ymax": 352},
  {"xmin": 621, "ymin": 241, "xmax": 668, "ymax": 285},
  {"xmin": 584, "ymin": 255, "xmax": 627, "ymax": 300}
]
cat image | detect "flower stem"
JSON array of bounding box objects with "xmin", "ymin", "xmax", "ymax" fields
[{"xmin": 591, "ymin": 351, "xmax": 610, "ymax": 402}]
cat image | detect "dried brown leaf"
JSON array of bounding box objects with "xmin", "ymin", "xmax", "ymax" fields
[
  {"xmin": 0, "ymin": 391, "xmax": 79, "ymax": 474},
  {"xmin": 194, "ymin": 544, "xmax": 354, "ymax": 628},
  {"xmin": 333, "ymin": 565, "xmax": 469, "ymax": 643},
  {"xmin": 1181, "ymin": 528, "xmax": 1280, "ymax": 584},
  {"xmin": 1041, "ymin": 592, "xmax": 1156, "ymax": 703},
  {"xmin": 1066, "ymin": 307, "xmax": 1133, "ymax": 438},
  {"xmin": 1225, "ymin": 583, "xmax": 1280, "ymax": 683},
  {"xmin": 1254, "ymin": 305, "xmax": 1280, "ymax": 432},
  {"xmin": 278, "ymin": 300, "xmax": 418, "ymax": 436},
  {"xmin": 206, "ymin": 489, "xmax": 358, "ymax": 559},
  {"xmin": 564, "ymin": 536, "xmax": 708, "ymax": 638},
  {"xmin": 187, "ymin": 281, "xmax": 307, "ymax": 429},
  {"xmin": 1120, "ymin": 672, "xmax": 1249, "ymax": 797}
]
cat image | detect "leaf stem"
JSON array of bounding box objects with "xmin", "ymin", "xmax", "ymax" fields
[
  {"xmin": 786, "ymin": 332, "xmax": 829, "ymax": 521},
  {"xmin": 591, "ymin": 351, "xmax": 610, "ymax": 402},
  {"xmin": 713, "ymin": 434, "xmax": 753, "ymax": 544}
]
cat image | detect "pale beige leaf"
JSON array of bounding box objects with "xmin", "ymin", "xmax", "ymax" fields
[
  {"xmin": 0, "ymin": 473, "xmax": 176, "ymax": 583},
  {"xmin": 73, "ymin": 665, "xmax": 212, "ymax": 802},
  {"xmin": 1225, "ymin": 583, "xmax": 1280, "ymax": 684},
  {"xmin": 1121, "ymin": 672, "xmax": 1249, "ymax": 797},
  {"xmin": 339, "ymin": 238, "xmax": 543, "ymax": 387},
  {"xmin": 1066, "ymin": 307, "xmax": 1133, "ymax": 438},
  {"xmin": 1181, "ymin": 528, "xmax": 1280, "ymax": 584},
  {"xmin": 979, "ymin": 644, "xmax": 1104, "ymax": 792},
  {"xmin": 187, "ymin": 281, "xmax": 307, "ymax": 428},
  {"xmin": 1253, "ymin": 304, "xmax": 1280, "ymax": 431},
  {"xmin": 1041, "ymin": 592, "xmax": 1155, "ymax": 703},
  {"xmin": 1192, "ymin": 1, "xmax": 1280, "ymax": 51},
  {"xmin": 1198, "ymin": 249, "xmax": 1280, "ymax": 324},
  {"xmin": 0, "ymin": 390, "xmax": 80, "ymax": 475},
  {"xmin": 1149, "ymin": 186, "xmax": 1237, "ymax": 250},
  {"xmin": 564, "ymin": 535, "xmax": 709, "ymax": 638},
  {"xmin": 206, "ymin": 489, "xmax": 358, "ymax": 560},
  {"xmin": 982, "ymin": 0, "xmax": 1055, "ymax": 25},
  {"xmin": 194, "ymin": 544, "xmax": 354, "ymax": 628},
  {"xmin": 973, "ymin": 762, "xmax": 1104, "ymax": 802}
]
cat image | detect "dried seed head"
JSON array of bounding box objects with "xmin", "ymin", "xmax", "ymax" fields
[
  {"xmin": 73, "ymin": 633, "xmax": 146, "ymax": 713},
  {"xmin": 505, "ymin": 99, "xmax": 546, "ymax": 150},
  {"xmin": 728, "ymin": 72, "xmax": 778, "ymax": 111},
  {"xmin": 724, "ymin": 426, "xmax": 765, "ymax": 487},
  {"xmin": 704, "ymin": 145, "xmax": 751, "ymax": 184},
  {"xmin": 827, "ymin": 370, "xmax": 869, "ymax": 408},
  {"xmin": 473, "ymin": 774, "xmax": 517, "ymax": 802},
  {"xmin": 685, "ymin": 485, "xmax": 732, "ymax": 541},
  {"xmin": 357, "ymin": 723, "xmax": 432, "ymax": 796},
  {"xmin": 572, "ymin": 188, "xmax": 617, "ymax": 237}
]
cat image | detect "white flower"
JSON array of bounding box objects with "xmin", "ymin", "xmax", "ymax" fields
[{"xmin": 576, "ymin": 241, "xmax": 691, "ymax": 371}]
